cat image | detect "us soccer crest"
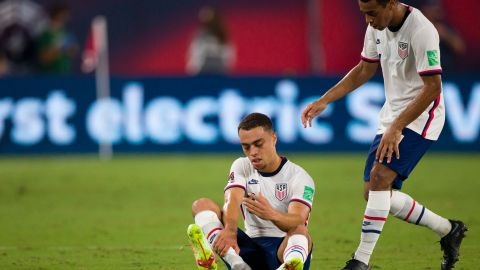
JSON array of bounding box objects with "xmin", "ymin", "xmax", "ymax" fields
[
  {"xmin": 398, "ymin": 41, "xmax": 408, "ymax": 59},
  {"xmin": 275, "ymin": 183, "xmax": 288, "ymax": 201}
]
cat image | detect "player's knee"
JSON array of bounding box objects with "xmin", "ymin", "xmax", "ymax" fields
[
  {"xmin": 369, "ymin": 168, "xmax": 391, "ymax": 190},
  {"xmin": 363, "ymin": 189, "xmax": 369, "ymax": 201},
  {"xmin": 191, "ymin": 197, "xmax": 218, "ymax": 216},
  {"xmin": 363, "ymin": 182, "xmax": 370, "ymax": 201},
  {"xmin": 287, "ymin": 224, "xmax": 308, "ymax": 236}
]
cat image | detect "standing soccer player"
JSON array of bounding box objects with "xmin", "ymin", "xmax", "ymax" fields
[
  {"xmin": 301, "ymin": 1, "xmax": 466, "ymax": 269},
  {"xmin": 188, "ymin": 113, "xmax": 315, "ymax": 270}
]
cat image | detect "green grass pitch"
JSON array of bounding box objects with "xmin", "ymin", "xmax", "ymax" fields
[{"xmin": 0, "ymin": 154, "xmax": 479, "ymax": 269}]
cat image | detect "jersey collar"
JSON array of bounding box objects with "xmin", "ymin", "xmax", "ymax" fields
[
  {"xmin": 258, "ymin": 157, "xmax": 288, "ymax": 177},
  {"xmin": 388, "ymin": 5, "xmax": 411, "ymax": 32}
]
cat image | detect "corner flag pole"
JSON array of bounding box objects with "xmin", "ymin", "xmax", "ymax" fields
[{"xmin": 93, "ymin": 16, "xmax": 112, "ymax": 160}]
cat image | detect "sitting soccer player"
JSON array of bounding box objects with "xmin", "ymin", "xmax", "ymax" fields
[{"xmin": 187, "ymin": 113, "xmax": 315, "ymax": 270}]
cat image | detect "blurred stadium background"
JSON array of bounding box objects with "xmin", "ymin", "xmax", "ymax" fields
[{"xmin": 0, "ymin": 0, "xmax": 479, "ymax": 269}]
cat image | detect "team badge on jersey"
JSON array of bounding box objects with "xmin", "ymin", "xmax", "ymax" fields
[
  {"xmin": 398, "ymin": 42, "xmax": 409, "ymax": 59},
  {"xmin": 275, "ymin": 183, "xmax": 288, "ymax": 201}
]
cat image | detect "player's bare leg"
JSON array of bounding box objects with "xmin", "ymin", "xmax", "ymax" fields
[{"xmin": 276, "ymin": 225, "xmax": 312, "ymax": 270}]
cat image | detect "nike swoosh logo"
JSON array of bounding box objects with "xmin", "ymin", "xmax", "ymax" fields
[{"xmin": 451, "ymin": 223, "xmax": 459, "ymax": 234}]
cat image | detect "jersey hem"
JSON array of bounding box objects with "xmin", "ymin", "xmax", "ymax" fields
[
  {"xmin": 361, "ymin": 55, "xmax": 380, "ymax": 63},
  {"xmin": 418, "ymin": 69, "xmax": 442, "ymax": 76},
  {"xmin": 290, "ymin": 198, "xmax": 312, "ymax": 210},
  {"xmin": 224, "ymin": 184, "xmax": 246, "ymax": 192}
]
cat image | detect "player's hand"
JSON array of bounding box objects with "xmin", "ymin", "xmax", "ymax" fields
[
  {"xmin": 376, "ymin": 126, "xmax": 402, "ymax": 164},
  {"xmin": 301, "ymin": 99, "xmax": 328, "ymax": 128},
  {"xmin": 243, "ymin": 192, "xmax": 275, "ymax": 220},
  {"xmin": 212, "ymin": 228, "xmax": 240, "ymax": 256}
]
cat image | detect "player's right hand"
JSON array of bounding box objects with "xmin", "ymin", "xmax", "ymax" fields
[
  {"xmin": 213, "ymin": 228, "xmax": 240, "ymax": 256},
  {"xmin": 301, "ymin": 99, "xmax": 328, "ymax": 128}
]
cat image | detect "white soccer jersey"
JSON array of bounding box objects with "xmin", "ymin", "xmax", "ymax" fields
[
  {"xmin": 224, "ymin": 157, "xmax": 315, "ymax": 238},
  {"xmin": 361, "ymin": 6, "xmax": 445, "ymax": 140}
]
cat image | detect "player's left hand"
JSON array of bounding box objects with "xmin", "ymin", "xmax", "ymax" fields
[
  {"xmin": 243, "ymin": 192, "xmax": 275, "ymax": 220},
  {"xmin": 376, "ymin": 126, "xmax": 402, "ymax": 164}
]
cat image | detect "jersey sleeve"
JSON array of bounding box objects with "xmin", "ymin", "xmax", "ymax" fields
[
  {"xmin": 224, "ymin": 158, "xmax": 248, "ymax": 193},
  {"xmin": 361, "ymin": 25, "xmax": 380, "ymax": 63},
  {"xmin": 289, "ymin": 170, "xmax": 315, "ymax": 211},
  {"xmin": 412, "ymin": 26, "xmax": 442, "ymax": 76}
]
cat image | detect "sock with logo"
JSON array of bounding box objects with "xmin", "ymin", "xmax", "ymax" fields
[
  {"xmin": 283, "ymin": 234, "xmax": 309, "ymax": 263},
  {"xmin": 354, "ymin": 190, "xmax": 390, "ymax": 265},
  {"xmin": 194, "ymin": 210, "xmax": 245, "ymax": 267},
  {"xmin": 390, "ymin": 190, "xmax": 451, "ymax": 237}
]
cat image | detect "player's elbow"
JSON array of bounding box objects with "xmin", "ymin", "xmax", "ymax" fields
[
  {"xmin": 422, "ymin": 75, "xmax": 442, "ymax": 98},
  {"xmin": 427, "ymin": 84, "xmax": 442, "ymax": 100}
]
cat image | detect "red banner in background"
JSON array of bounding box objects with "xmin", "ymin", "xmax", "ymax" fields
[{"xmin": 28, "ymin": 0, "xmax": 480, "ymax": 76}]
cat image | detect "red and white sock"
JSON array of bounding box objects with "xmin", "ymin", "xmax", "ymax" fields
[
  {"xmin": 283, "ymin": 234, "xmax": 309, "ymax": 263},
  {"xmin": 194, "ymin": 210, "xmax": 245, "ymax": 266},
  {"xmin": 354, "ymin": 190, "xmax": 390, "ymax": 265},
  {"xmin": 390, "ymin": 190, "xmax": 451, "ymax": 237}
]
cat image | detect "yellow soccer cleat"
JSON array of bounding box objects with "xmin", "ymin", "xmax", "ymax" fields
[
  {"xmin": 277, "ymin": 257, "xmax": 304, "ymax": 270},
  {"xmin": 187, "ymin": 224, "xmax": 218, "ymax": 270}
]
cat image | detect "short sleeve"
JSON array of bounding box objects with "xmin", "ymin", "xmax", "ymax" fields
[
  {"xmin": 289, "ymin": 170, "xmax": 315, "ymax": 211},
  {"xmin": 361, "ymin": 25, "xmax": 380, "ymax": 63},
  {"xmin": 412, "ymin": 26, "xmax": 442, "ymax": 76},
  {"xmin": 224, "ymin": 158, "xmax": 248, "ymax": 193}
]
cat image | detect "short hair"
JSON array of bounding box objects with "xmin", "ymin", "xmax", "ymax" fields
[
  {"xmin": 359, "ymin": 0, "xmax": 390, "ymax": 7},
  {"xmin": 237, "ymin": 113, "xmax": 274, "ymax": 133}
]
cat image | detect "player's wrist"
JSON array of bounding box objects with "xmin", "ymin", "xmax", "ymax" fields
[
  {"xmin": 390, "ymin": 122, "xmax": 404, "ymax": 132},
  {"xmin": 269, "ymin": 210, "xmax": 282, "ymax": 222},
  {"xmin": 318, "ymin": 96, "xmax": 330, "ymax": 105},
  {"xmin": 223, "ymin": 224, "xmax": 237, "ymax": 233}
]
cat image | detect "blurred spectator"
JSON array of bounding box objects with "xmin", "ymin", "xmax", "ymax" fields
[
  {"xmin": 0, "ymin": 0, "xmax": 48, "ymax": 74},
  {"xmin": 36, "ymin": 2, "xmax": 78, "ymax": 74},
  {"xmin": 421, "ymin": 0, "xmax": 466, "ymax": 71},
  {"xmin": 187, "ymin": 6, "xmax": 235, "ymax": 75},
  {"xmin": 0, "ymin": 48, "xmax": 9, "ymax": 76}
]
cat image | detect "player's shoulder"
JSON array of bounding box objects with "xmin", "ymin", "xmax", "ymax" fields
[
  {"xmin": 232, "ymin": 157, "xmax": 250, "ymax": 166},
  {"xmin": 285, "ymin": 159, "xmax": 315, "ymax": 183},
  {"xmin": 231, "ymin": 157, "xmax": 252, "ymax": 171},
  {"xmin": 408, "ymin": 7, "xmax": 437, "ymax": 35}
]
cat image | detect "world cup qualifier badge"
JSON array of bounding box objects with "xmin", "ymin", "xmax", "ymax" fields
[
  {"xmin": 398, "ymin": 41, "xmax": 408, "ymax": 59},
  {"xmin": 275, "ymin": 183, "xmax": 288, "ymax": 201},
  {"xmin": 228, "ymin": 172, "xmax": 234, "ymax": 183}
]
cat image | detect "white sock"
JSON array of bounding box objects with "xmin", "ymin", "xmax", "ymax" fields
[
  {"xmin": 283, "ymin": 234, "xmax": 309, "ymax": 263},
  {"xmin": 390, "ymin": 190, "xmax": 452, "ymax": 237},
  {"xmin": 354, "ymin": 191, "xmax": 390, "ymax": 265},
  {"xmin": 194, "ymin": 210, "xmax": 245, "ymax": 266}
]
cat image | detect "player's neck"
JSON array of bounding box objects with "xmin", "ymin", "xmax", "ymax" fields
[
  {"xmin": 388, "ymin": 4, "xmax": 408, "ymax": 31},
  {"xmin": 262, "ymin": 155, "xmax": 283, "ymax": 174}
]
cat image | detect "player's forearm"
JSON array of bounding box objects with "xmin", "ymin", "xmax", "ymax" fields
[
  {"xmin": 390, "ymin": 83, "xmax": 441, "ymax": 130},
  {"xmin": 269, "ymin": 211, "xmax": 304, "ymax": 232},
  {"xmin": 223, "ymin": 195, "xmax": 242, "ymax": 232},
  {"xmin": 321, "ymin": 62, "xmax": 376, "ymax": 104}
]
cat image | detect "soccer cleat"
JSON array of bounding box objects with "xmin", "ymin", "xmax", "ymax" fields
[
  {"xmin": 187, "ymin": 224, "xmax": 218, "ymax": 270},
  {"xmin": 341, "ymin": 258, "xmax": 370, "ymax": 270},
  {"xmin": 440, "ymin": 220, "xmax": 468, "ymax": 270},
  {"xmin": 276, "ymin": 257, "xmax": 304, "ymax": 270}
]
